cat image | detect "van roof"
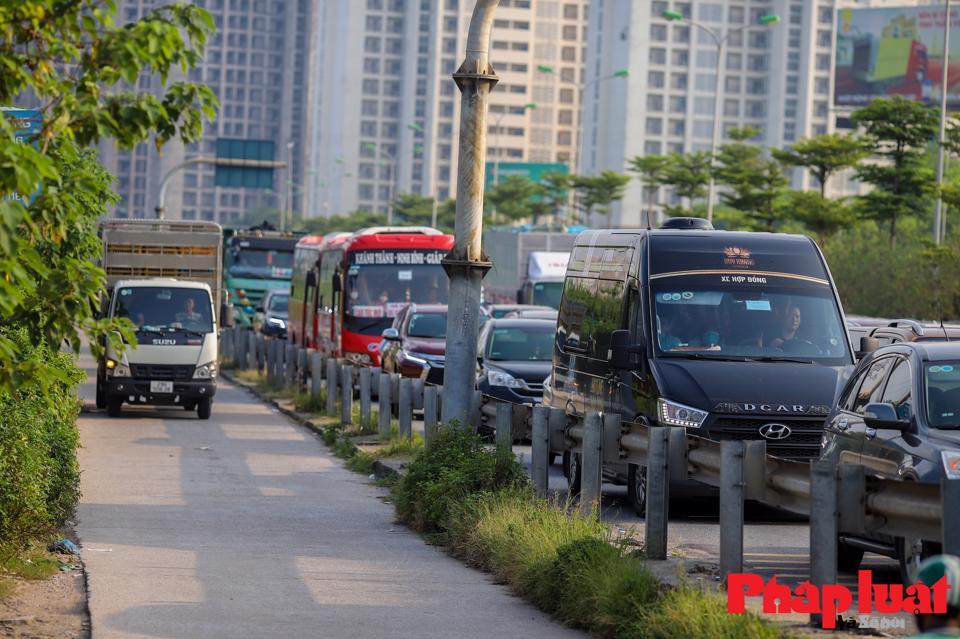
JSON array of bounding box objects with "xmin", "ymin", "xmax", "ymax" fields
[{"xmin": 114, "ymin": 279, "xmax": 212, "ymax": 291}]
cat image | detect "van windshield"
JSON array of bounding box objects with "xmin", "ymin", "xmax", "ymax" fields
[
  {"xmin": 532, "ymin": 281, "xmax": 563, "ymax": 308},
  {"xmin": 651, "ymin": 281, "xmax": 849, "ymax": 364}
]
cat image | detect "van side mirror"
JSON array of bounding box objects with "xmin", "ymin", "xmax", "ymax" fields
[
  {"xmin": 382, "ymin": 327, "xmax": 400, "ymax": 341},
  {"xmin": 863, "ymin": 402, "xmax": 908, "ymax": 430},
  {"xmin": 220, "ymin": 304, "xmax": 235, "ymax": 328},
  {"xmin": 609, "ymin": 329, "xmax": 640, "ymax": 370}
]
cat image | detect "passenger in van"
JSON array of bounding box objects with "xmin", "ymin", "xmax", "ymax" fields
[
  {"xmin": 768, "ymin": 304, "xmax": 802, "ymax": 350},
  {"xmin": 657, "ymin": 314, "xmax": 683, "ymax": 351}
]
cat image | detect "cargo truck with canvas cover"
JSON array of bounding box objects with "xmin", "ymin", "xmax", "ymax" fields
[{"xmin": 96, "ymin": 219, "xmax": 230, "ymax": 419}]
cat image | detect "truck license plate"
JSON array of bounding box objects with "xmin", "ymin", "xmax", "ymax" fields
[{"xmin": 150, "ymin": 381, "xmax": 173, "ymax": 393}]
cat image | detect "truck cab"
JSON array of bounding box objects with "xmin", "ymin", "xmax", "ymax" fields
[{"xmin": 100, "ymin": 280, "xmax": 220, "ymax": 418}]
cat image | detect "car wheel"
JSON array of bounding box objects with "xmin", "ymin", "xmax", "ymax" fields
[
  {"xmin": 106, "ymin": 397, "xmax": 123, "ymax": 418},
  {"xmin": 897, "ymin": 537, "xmax": 938, "ymax": 584},
  {"xmin": 95, "ymin": 376, "xmax": 106, "ymax": 409},
  {"xmin": 627, "ymin": 464, "xmax": 647, "ymax": 518},
  {"xmin": 197, "ymin": 398, "xmax": 212, "ymax": 420},
  {"xmin": 837, "ymin": 540, "xmax": 864, "ymax": 573},
  {"xmin": 566, "ymin": 451, "xmax": 582, "ymax": 496}
]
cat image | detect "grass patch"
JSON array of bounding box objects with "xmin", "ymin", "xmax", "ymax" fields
[
  {"xmin": 2, "ymin": 552, "xmax": 60, "ymax": 580},
  {"xmin": 294, "ymin": 389, "xmax": 326, "ymax": 414},
  {"xmin": 389, "ymin": 425, "xmax": 794, "ymax": 639},
  {"xmin": 346, "ymin": 451, "xmax": 377, "ymax": 475},
  {"xmin": 233, "ymin": 369, "xmax": 263, "ymax": 384}
]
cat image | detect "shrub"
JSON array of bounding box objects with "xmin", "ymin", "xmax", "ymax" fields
[
  {"xmin": 392, "ymin": 427, "xmax": 528, "ymax": 534},
  {"xmin": 0, "ymin": 330, "xmax": 83, "ymax": 555},
  {"xmin": 635, "ymin": 585, "xmax": 791, "ymax": 639}
]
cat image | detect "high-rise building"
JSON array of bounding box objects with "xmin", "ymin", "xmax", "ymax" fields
[
  {"xmin": 306, "ymin": 0, "xmax": 589, "ymax": 219},
  {"xmin": 99, "ymin": 0, "xmax": 314, "ymax": 224}
]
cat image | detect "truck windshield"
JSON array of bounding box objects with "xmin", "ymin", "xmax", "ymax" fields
[
  {"xmin": 651, "ymin": 281, "xmax": 849, "ymax": 364},
  {"xmin": 114, "ymin": 287, "xmax": 214, "ymax": 334},
  {"xmin": 227, "ymin": 247, "xmax": 294, "ymax": 280},
  {"xmin": 344, "ymin": 263, "xmax": 448, "ymax": 335},
  {"xmin": 925, "ymin": 362, "xmax": 960, "ymax": 429},
  {"xmin": 532, "ymin": 281, "xmax": 563, "ymax": 309}
]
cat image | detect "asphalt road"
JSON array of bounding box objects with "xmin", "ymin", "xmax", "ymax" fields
[{"xmin": 74, "ymin": 349, "xmax": 583, "ymax": 639}]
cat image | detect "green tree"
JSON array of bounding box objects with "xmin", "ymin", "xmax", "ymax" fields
[
  {"xmin": 778, "ymin": 190, "xmax": 857, "ymax": 245},
  {"xmin": 772, "ymin": 133, "xmax": 870, "ymax": 198},
  {"xmin": 715, "ymin": 128, "xmax": 788, "ymax": 231},
  {"xmin": 0, "ymin": 1, "xmax": 217, "ymax": 391},
  {"xmin": 486, "ymin": 175, "xmax": 545, "ymax": 224},
  {"xmin": 435, "ymin": 198, "xmax": 457, "ymax": 233},
  {"xmin": 539, "ymin": 171, "xmax": 571, "ymax": 223},
  {"xmin": 572, "ymin": 171, "xmax": 631, "ymax": 227},
  {"xmin": 851, "ymin": 96, "xmax": 939, "ymax": 248},
  {"xmin": 393, "ymin": 192, "xmax": 436, "ymax": 226}
]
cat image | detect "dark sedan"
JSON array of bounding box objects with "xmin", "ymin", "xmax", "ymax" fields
[
  {"xmin": 257, "ymin": 289, "xmax": 289, "ymax": 338},
  {"xmin": 379, "ymin": 304, "xmax": 446, "ymax": 383},
  {"xmin": 822, "ymin": 341, "xmax": 960, "ymax": 581},
  {"xmin": 477, "ymin": 318, "xmax": 554, "ymax": 439}
]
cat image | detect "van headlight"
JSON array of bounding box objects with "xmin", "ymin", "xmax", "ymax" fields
[
  {"xmin": 193, "ymin": 362, "xmax": 217, "ymax": 379},
  {"xmin": 267, "ymin": 317, "xmax": 286, "ymax": 329},
  {"xmin": 658, "ymin": 398, "xmax": 708, "ymax": 428},
  {"xmin": 487, "ymin": 370, "xmax": 525, "ymax": 389},
  {"xmin": 106, "ymin": 360, "xmax": 131, "ymax": 377},
  {"xmin": 942, "ymin": 451, "xmax": 960, "ymax": 479}
]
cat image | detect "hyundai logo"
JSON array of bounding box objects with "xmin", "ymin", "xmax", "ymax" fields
[{"xmin": 759, "ymin": 423, "xmax": 792, "ymax": 440}]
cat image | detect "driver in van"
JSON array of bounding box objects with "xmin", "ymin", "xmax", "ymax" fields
[{"xmin": 769, "ymin": 304, "xmax": 802, "ymax": 350}]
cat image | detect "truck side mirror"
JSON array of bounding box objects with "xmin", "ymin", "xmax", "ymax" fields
[
  {"xmin": 609, "ymin": 329, "xmax": 641, "ymax": 370},
  {"xmin": 220, "ymin": 303, "xmax": 235, "ymax": 328}
]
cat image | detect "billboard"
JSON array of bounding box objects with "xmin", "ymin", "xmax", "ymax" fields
[
  {"xmin": 835, "ymin": 7, "xmax": 960, "ymax": 108},
  {"xmin": 484, "ymin": 162, "xmax": 568, "ymax": 190}
]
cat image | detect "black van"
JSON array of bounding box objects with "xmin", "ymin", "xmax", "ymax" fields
[{"xmin": 547, "ymin": 219, "xmax": 854, "ymax": 514}]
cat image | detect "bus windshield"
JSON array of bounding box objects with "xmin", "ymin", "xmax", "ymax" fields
[
  {"xmin": 114, "ymin": 286, "xmax": 214, "ymax": 334},
  {"xmin": 651, "ymin": 280, "xmax": 849, "ymax": 363},
  {"xmin": 344, "ymin": 263, "xmax": 448, "ymax": 335},
  {"xmin": 227, "ymin": 247, "xmax": 294, "ymax": 280}
]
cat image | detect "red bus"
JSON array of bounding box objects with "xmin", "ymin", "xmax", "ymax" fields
[{"xmin": 289, "ymin": 227, "xmax": 453, "ymax": 366}]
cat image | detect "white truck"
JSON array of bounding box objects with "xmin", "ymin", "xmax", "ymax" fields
[
  {"xmin": 483, "ymin": 230, "xmax": 576, "ymax": 308},
  {"xmin": 95, "ymin": 219, "xmax": 230, "ymax": 419}
]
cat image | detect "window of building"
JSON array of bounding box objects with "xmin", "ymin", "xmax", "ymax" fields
[
  {"xmin": 694, "ymin": 96, "xmax": 713, "ymax": 115},
  {"xmin": 644, "ymin": 140, "xmax": 662, "ymax": 155},
  {"xmin": 366, "ymin": 15, "xmax": 382, "ymax": 31},
  {"xmin": 746, "ymin": 101, "xmax": 765, "ymax": 118},
  {"xmin": 559, "ymin": 88, "xmax": 574, "ymax": 103},
  {"xmin": 648, "ymin": 70, "xmax": 665, "ymax": 88},
  {"xmin": 671, "ymin": 73, "xmax": 688, "ymax": 89},
  {"xmin": 650, "ymin": 24, "xmax": 667, "ymax": 42},
  {"xmin": 816, "ymin": 53, "xmax": 830, "ymax": 71},
  {"xmin": 669, "ymin": 96, "xmax": 686, "ymax": 112},
  {"xmin": 695, "ymin": 73, "xmax": 715, "ymax": 91},
  {"xmin": 649, "ymin": 47, "xmax": 667, "ymax": 65},
  {"xmin": 560, "ymin": 45, "xmax": 575, "ymax": 60},
  {"xmin": 558, "ymin": 109, "xmax": 573, "ymax": 125},
  {"xmin": 563, "ymin": 4, "xmax": 578, "ymax": 19},
  {"xmin": 671, "ymin": 49, "xmax": 689, "ymax": 65},
  {"xmin": 723, "ymin": 99, "xmax": 738, "ymax": 116},
  {"xmin": 724, "ymin": 76, "xmax": 740, "ymax": 92},
  {"xmin": 818, "ymin": 29, "xmax": 832, "ymax": 47},
  {"xmin": 729, "ymin": 5, "xmax": 744, "ymax": 23},
  {"xmin": 563, "ymin": 25, "xmax": 578, "ymax": 40},
  {"xmin": 746, "ymin": 78, "xmax": 766, "ymax": 95},
  {"xmin": 698, "ymin": 3, "xmax": 722, "ymax": 21},
  {"xmin": 693, "ymin": 120, "xmax": 713, "ymax": 138},
  {"xmin": 365, "ymin": 37, "xmax": 381, "ymax": 53},
  {"xmin": 363, "ymin": 58, "xmax": 380, "ymax": 73},
  {"xmin": 815, "ymin": 77, "xmax": 830, "ymax": 96},
  {"xmin": 818, "ymin": 6, "xmax": 833, "ymax": 25},
  {"xmin": 748, "ymin": 31, "xmax": 768, "ymax": 48},
  {"xmin": 673, "ymin": 25, "xmax": 690, "ymax": 43},
  {"xmin": 645, "ymin": 117, "xmax": 663, "ymax": 135},
  {"xmin": 647, "ymin": 94, "xmax": 664, "ymax": 112},
  {"xmin": 557, "ymin": 131, "xmax": 572, "ymax": 146},
  {"xmin": 726, "ymin": 51, "xmax": 741, "ymax": 70}
]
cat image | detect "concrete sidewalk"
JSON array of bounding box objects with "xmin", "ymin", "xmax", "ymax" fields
[{"xmin": 75, "ymin": 350, "xmax": 582, "ymax": 639}]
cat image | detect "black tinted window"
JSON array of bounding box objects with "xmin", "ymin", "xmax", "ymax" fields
[
  {"xmin": 851, "ymin": 357, "xmax": 895, "ymax": 414},
  {"xmin": 558, "ymin": 277, "xmax": 593, "ymax": 352},
  {"xmin": 407, "ymin": 312, "xmax": 446, "ymax": 338},
  {"xmin": 881, "ymin": 358, "xmax": 913, "ymax": 420}
]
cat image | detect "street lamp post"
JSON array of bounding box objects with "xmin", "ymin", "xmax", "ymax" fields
[
  {"xmin": 934, "ymin": 0, "xmax": 953, "ymax": 245},
  {"xmin": 283, "ymin": 141, "xmax": 295, "ymax": 232},
  {"xmin": 537, "ymin": 65, "xmax": 628, "ymax": 225},
  {"xmin": 662, "ymin": 10, "xmax": 780, "ymax": 223}
]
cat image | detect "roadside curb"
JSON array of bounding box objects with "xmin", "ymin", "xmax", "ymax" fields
[{"xmin": 372, "ymin": 458, "xmax": 404, "ymax": 480}]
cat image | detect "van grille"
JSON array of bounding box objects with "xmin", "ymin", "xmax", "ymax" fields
[
  {"xmin": 129, "ymin": 364, "xmax": 195, "ymax": 381},
  {"xmin": 709, "ymin": 416, "xmax": 824, "ymax": 460}
]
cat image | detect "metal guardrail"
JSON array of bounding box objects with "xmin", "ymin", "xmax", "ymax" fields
[{"xmin": 222, "ymin": 327, "xmax": 960, "ymax": 623}]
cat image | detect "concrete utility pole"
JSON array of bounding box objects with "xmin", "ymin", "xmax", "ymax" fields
[
  {"xmin": 441, "ymin": 0, "xmax": 499, "ymax": 427},
  {"xmin": 934, "ymin": 0, "xmax": 953, "ymax": 245}
]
